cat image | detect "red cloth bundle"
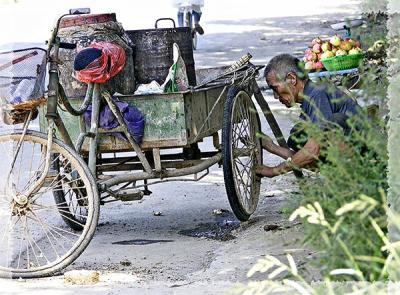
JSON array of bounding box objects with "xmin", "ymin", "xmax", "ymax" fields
[{"xmin": 75, "ymin": 42, "xmax": 126, "ymax": 84}]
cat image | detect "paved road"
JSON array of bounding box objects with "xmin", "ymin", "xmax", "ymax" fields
[{"xmin": 0, "ymin": 1, "xmax": 359, "ymax": 294}]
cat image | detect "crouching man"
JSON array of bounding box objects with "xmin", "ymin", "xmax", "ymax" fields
[{"xmin": 256, "ymin": 53, "xmax": 362, "ymax": 178}]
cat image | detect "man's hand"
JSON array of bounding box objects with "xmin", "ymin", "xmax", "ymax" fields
[{"xmin": 256, "ymin": 138, "xmax": 320, "ymax": 178}]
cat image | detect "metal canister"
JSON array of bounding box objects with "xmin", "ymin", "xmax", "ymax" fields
[
  {"xmin": 58, "ymin": 13, "xmax": 135, "ymax": 98},
  {"xmin": 126, "ymin": 18, "xmax": 196, "ymax": 86}
]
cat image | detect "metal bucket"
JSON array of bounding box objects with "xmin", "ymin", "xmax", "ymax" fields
[{"xmin": 126, "ymin": 18, "xmax": 196, "ymax": 86}]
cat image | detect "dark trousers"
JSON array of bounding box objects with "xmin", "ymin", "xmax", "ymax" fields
[{"xmin": 177, "ymin": 10, "xmax": 202, "ymax": 27}]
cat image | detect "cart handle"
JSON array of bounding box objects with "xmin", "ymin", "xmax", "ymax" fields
[{"xmin": 155, "ymin": 18, "xmax": 176, "ymax": 29}]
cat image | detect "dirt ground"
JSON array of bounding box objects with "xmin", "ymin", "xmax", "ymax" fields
[{"xmin": 0, "ymin": 1, "xmax": 360, "ymax": 294}]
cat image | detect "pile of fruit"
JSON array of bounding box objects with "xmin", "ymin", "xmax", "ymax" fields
[{"xmin": 303, "ymin": 36, "xmax": 363, "ymax": 70}]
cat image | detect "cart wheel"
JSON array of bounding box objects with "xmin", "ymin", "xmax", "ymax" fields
[
  {"xmin": 222, "ymin": 87, "xmax": 262, "ymax": 221},
  {"xmin": 52, "ymin": 155, "xmax": 88, "ymax": 231},
  {"xmin": 0, "ymin": 130, "xmax": 99, "ymax": 278}
]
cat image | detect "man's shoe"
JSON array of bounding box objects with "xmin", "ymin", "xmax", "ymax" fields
[{"xmin": 195, "ymin": 24, "xmax": 204, "ymax": 35}]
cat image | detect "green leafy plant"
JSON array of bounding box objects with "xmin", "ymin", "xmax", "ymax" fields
[{"xmin": 229, "ymin": 198, "xmax": 400, "ymax": 294}]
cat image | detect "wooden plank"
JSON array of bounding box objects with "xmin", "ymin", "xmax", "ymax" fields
[
  {"xmin": 184, "ymin": 90, "xmax": 208, "ymax": 141},
  {"xmin": 153, "ymin": 148, "xmax": 161, "ymax": 172},
  {"xmin": 185, "ymin": 85, "xmax": 226, "ymax": 143}
]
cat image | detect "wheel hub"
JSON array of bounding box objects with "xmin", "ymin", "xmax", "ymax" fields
[{"xmin": 11, "ymin": 194, "xmax": 31, "ymax": 216}]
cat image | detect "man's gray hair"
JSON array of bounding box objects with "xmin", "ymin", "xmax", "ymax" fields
[{"xmin": 264, "ymin": 54, "xmax": 306, "ymax": 82}]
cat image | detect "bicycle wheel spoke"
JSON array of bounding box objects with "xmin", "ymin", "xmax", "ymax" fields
[
  {"xmin": 0, "ymin": 214, "xmax": 21, "ymax": 245},
  {"xmin": 22, "ymin": 215, "xmax": 41, "ymax": 268},
  {"xmin": 31, "ymin": 202, "xmax": 87, "ymax": 228},
  {"xmin": 28, "ymin": 211, "xmax": 61, "ymax": 260},
  {"xmin": 23, "ymin": 155, "xmax": 70, "ymax": 195},
  {"xmin": 22, "ymin": 154, "xmax": 62, "ymax": 192},
  {"xmin": 16, "ymin": 228, "xmax": 25, "ymax": 269},
  {"xmin": 27, "ymin": 211, "xmax": 80, "ymax": 247},
  {"xmin": 234, "ymin": 163, "xmax": 251, "ymax": 198},
  {"xmin": 30, "ymin": 173, "xmax": 81, "ymax": 202}
]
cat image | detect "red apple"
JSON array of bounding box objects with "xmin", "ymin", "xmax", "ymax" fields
[
  {"xmin": 335, "ymin": 49, "xmax": 347, "ymax": 56},
  {"xmin": 311, "ymin": 37, "xmax": 323, "ymax": 46},
  {"xmin": 312, "ymin": 43, "xmax": 322, "ymax": 54},
  {"xmin": 315, "ymin": 61, "xmax": 324, "ymax": 69},
  {"xmin": 321, "ymin": 42, "xmax": 332, "ymax": 52},
  {"xmin": 340, "ymin": 40, "xmax": 353, "ymax": 51},
  {"xmin": 330, "ymin": 35, "xmax": 342, "ymax": 47},
  {"xmin": 309, "ymin": 52, "xmax": 317, "ymax": 62},
  {"xmin": 347, "ymin": 39, "xmax": 356, "ymax": 48},
  {"xmin": 349, "ymin": 47, "xmax": 362, "ymax": 55},
  {"xmin": 321, "ymin": 51, "xmax": 335, "ymax": 59},
  {"xmin": 305, "ymin": 61, "xmax": 315, "ymax": 70}
]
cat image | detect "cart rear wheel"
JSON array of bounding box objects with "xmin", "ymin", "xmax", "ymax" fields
[
  {"xmin": 222, "ymin": 87, "xmax": 262, "ymax": 221},
  {"xmin": 0, "ymin": 131, "xmax": 99, "ymax": 278},
  {"xmin": 52, "ymin": 155, "xmax": 89, "ymax": 231}
]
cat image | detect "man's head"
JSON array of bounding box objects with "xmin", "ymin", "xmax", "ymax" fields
[{"xmin": 264, "ymin": 54, "xmax": 307, "ymax": 107}]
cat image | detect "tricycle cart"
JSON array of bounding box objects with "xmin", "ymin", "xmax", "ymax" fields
[{"xmin": 0, "ymin": 10, "xmax": 289, "ymax": 278}]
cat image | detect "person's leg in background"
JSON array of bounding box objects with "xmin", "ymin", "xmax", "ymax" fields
[
  {"xmin": 192, "ymin": 5, "xmax": 204, "ymax": 34},
  {"xmin": 177, "ymin": 8, "xmax": 184, "ymax": 27}
]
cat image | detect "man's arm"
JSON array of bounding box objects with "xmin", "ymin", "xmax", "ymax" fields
[
  {"xmin": 255, "ymin": 138, "xmax": 320, "ymax": 178},
  {"xmin": 261, "ymin": 134, "xmax": 294, "ymax": 160}
]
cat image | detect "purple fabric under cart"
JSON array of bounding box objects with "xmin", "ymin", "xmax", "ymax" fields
[{"xmin": 84, "ymin": 97, "xmax": 145, "ymax": 143}]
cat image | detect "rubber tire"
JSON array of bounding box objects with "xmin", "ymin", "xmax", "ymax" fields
[
  {"xmin": 52, "ymin": 155, "xmax": 87, "ymax": 231},
  {"xmin": 222, "ymin": 86, "xmax": 262, "ymax": 221},
  {"xmin": 0, "ymin": 130, "xmax": 100, "ymax": 279}
]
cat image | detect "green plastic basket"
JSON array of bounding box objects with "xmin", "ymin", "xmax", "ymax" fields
[{"xmin": 321, "ymin": 53, "xmax": 363, "ymax": 71}]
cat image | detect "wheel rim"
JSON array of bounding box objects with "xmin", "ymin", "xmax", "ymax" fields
[
  {"xmin": 229, "ymin": 91, "xmax": 261, "ymax": 214},
  {"xmin": 53, "ymin": 154, "xmax": 89, "ymax": 231},
  {"xmin": 0, "ymin": 133, "xmax": 98, "ymax": 277}
]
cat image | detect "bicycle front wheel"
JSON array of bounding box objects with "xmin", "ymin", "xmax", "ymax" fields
[{"xmin": 0, "ymin": 130, "xmax": 99, "ymax": 278}]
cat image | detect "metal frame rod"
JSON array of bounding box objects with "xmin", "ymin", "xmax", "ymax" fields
[
  {"xmin": 54, "ymin": 115, "xmax": 74, "ymax": 148},
  {"xmin": 58, "ymin": 82, "xmax": 94, "ymax": 116},
  {"xmin": 98, "ymin": 151, "xmax": 220, "ymax": 165},
  {"xmin": 100, "ymin": 153, "xmax": 222, "ymax": 189},
  {"xmin": 24, "ymin": 122, "xmax": 55, "ymax": 197},
  {"xmin": 102, "ymin": 91, "xmax": 152, "ymax": 173},
  {"xmin": 88, "ymin": 83, "xmax": 101, "ymax": 174}
]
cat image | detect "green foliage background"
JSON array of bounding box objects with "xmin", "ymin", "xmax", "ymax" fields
[{"xmin": 291, "ymin": 11, "xmax": 390, "ymax": 281}]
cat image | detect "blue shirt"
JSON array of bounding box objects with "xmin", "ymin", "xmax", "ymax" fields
[{"xmin": 300, "ymin": 80, "xmax": 361, "ymax": 126}]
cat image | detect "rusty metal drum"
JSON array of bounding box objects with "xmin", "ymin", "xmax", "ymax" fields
[
  {"xmin": 126, "ymin": 18, "xmax": 196, "ymax": 86},
  {"xmin": 58, "ymin": 13, "xmax": 135, "ymax": 98}
]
